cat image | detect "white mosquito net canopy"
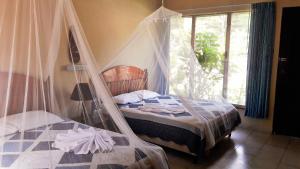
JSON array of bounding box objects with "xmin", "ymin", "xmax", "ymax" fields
[
  {"xmin": 103, "ymin": 7, "xmax": 237, "ymax": 149},
  {"xmin": 0, "ymin": 0, "xmax": 168, "ymax": 169},
  {"xmin": 104, "ymin": 7, "xmax": 225, "ymax": 100}
]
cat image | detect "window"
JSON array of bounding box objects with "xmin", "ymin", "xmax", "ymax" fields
[
  {"xmin": 184, "ymin": 11, "xmax": 250, "ymax": 106},
  {"xmin": 228, "ymin": 12, "xmax": 250, "ymax": 106}
]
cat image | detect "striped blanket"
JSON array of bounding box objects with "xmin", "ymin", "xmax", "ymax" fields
[{"xmin": 118, "ymin": 95, "xmax": 241, "ymax": 150}]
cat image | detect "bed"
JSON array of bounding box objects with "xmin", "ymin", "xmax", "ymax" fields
[
  {"xmin": 102, "ymin": 65, "xmax": 241, "ymax": 159},
  {"xmin": 0, "ymin": 72, "xmax": 168, "ymax": 169},
  {"xmin": 0, "ymin": 111, "xmax": 162, "ymax": 169}
]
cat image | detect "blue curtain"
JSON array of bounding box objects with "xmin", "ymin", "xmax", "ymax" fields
[
  {"xmin": 155, "ymin": 20, "xmax": 170, "ymax": 95},
  {"xmin": 245, "ymin": 2, "xmax": 275, "ymax": 118}
]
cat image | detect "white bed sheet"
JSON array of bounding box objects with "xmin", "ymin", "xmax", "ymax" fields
[{"xmin": 0, "ymin": 111, "xmax": 64, "ymax": 137}]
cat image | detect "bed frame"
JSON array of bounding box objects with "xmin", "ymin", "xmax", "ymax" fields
[
  {"xmin": 0, "ymin": 72, "xmax": 48, "ymax": 116},
  {"xmin": 102, "ymin": 65, "xmax": 148, "ymax": 96}
]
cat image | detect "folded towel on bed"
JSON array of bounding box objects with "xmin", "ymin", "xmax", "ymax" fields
[
  {"xmin": 138, "ymin": 104, "xmax": 186, "ymax": 114},
  {"xmin": 52, "ymin": 127, "xmax": 115, "ymax": 154}
]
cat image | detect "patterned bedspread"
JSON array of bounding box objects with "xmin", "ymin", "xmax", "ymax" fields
[
  {"xmin": 119, "ymin": 95, "xmax": 241, "ymax": 150},
  {"xmin": 0, "ymin": 118, "xmax": 157, "ymax": 169}
]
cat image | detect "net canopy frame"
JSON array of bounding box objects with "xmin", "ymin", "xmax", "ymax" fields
[{"xmin": 0, "ymin": 0, "xmax": 169, "ymax": 168}]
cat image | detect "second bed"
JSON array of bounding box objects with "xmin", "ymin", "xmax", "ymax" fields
[{"xmin": 101, "ymin": 65, "xmax": 241, "ymax": 159}]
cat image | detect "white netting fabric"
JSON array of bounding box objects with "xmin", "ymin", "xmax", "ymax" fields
[
  {"xmin": 104, "ymin": 7, "xmax": 225, "ymax": 100},
  {"xmin": 104, "ymin": 7, "xmax": 237, "ymax": 149},
  {"xmin": 0, "ymin": 1, "xmax": 168, "ymax": 169}
]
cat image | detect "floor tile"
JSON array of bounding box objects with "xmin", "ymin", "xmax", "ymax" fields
[
  {"xmin": 166, "ymin": 127, "xmax": 300, "ymax": 169},
  {"xmin": 231, "ymin": 128, "xmax": 252, "ymax": 146},
  {"xmin": 282, "ymin": 149, "xmax": 300, "ymax": 168},
  {"xmin": 235, "ymin": 143, "xmax": 261, "ymax": 156},
  {"xmin": 266, "ymin": 135, "xmax": 290, "ymax": 148},
  {"xmin": 277, "ymin": 163, "xmax": 300, "ymax": 169},
  {"xmin": 288, "ymin": 138, "xmax": 300, "ymax": 152},
  {"xmin": 257, "ymin": 145, "xmax": 285, "ymax": 159}
]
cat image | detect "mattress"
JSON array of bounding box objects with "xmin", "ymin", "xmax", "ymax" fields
[
  {"xmin": 118, "ymin": 95, "xmax": 241, "ymax": 151},
  {"xmin": 0, "ymin": 111, "xmax": 160, "ymax": 169}
]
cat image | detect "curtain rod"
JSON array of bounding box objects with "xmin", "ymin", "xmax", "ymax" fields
[{"xmin": 176, "ymin": 0, "xmax": 275, "ymax": 12}]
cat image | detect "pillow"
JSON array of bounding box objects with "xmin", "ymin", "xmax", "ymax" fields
[
  {"xmin": 0, "ymin": 111, "xmax": 64, "ymax": 137},
  {"xmin": 113, "ymin": 92, "xmax": 141, "ymax": 104},
  {"xmin": 134, "ymin": 90, "xmax": 161, "ymax": 100}
]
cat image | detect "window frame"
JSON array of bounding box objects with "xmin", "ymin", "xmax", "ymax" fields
[{"xmin": 184, "ymin": 9, "xmax": 250, "ymax": 108}]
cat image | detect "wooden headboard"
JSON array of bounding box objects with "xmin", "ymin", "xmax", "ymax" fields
[
  {"xmin": 101, "ymin": 65, "xmax": 148, "ymax": 96},
  {"xmin": 0, "ymin": 72, "xmax": 48, "ymax": 117}
]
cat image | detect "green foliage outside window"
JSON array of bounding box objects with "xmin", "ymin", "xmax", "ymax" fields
[{"xmin": 194, "ymin": 32, "xmax": 224, "ymax": 81}]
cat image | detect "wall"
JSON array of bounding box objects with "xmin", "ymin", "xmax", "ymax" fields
[
  {"xmin": 72, "ymin": 0, "xmax": 161, "ymax": 68},
  {"xmin": 165, "ymin": 0, "xmax": 300, "ymax": 132},
  {"xmin": 52, "ymin": 0, "xmax": 159, "ymax": 118}
]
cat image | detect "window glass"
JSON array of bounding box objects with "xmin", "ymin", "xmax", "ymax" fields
[
  {"xmin": 194, "ymin": 14, "xmax": 227, "ymax": 96},
  {"xmin": 228, "ymin": 12, "xmax": 250, "ymax": 105}
]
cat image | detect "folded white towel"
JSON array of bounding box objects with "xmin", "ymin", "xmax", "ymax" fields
[
  {"xmin": 139, "ymin": 104, "xmax": 186, "ymax": 114},
  {"xmin": 52, "ymin": 127, "xmax": 115, "ymax": 154}
]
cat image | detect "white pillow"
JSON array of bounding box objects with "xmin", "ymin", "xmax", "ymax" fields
[
  {"xmin": 0, "ymin": 111, "xmax": 64, "ymax": 137},
  {"xmin": 114, "ymin": 92, "xmax": 141, "ymax": 104},
  {"xmin": 134, "ymin": 90, "xmax": 160, "ymax": 100}
]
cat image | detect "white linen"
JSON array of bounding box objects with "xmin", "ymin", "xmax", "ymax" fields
[
  {"xmin": 0, "ymin": 111, "xmax": 64, "ymax": 137},
  {"xmin": 113, "ymin": 92, "xmax": 141, "ymax": 104},
  {"xmin": 113, "ymin": 90, "xmax": 160, "ymax": 104},
  {"xmin": 138, "ymin": 104, "xmax": 186, "ymax": 114},
  {"xmin": 52, "ymin": 127, "xmax": 116, "ymax": 154},
  {"xmin": 134, "ymin": 90, "xmax": 161, "ymax": 100},
  {"xmin": 0, "ymin": 122, "xmax": 19, "ymax": 137},
  {"xmin": 120, "ymin": 95, "xmax": 240, "ymax": 150}
]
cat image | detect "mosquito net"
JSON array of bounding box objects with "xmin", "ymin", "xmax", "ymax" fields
[
  {"xmin": 103, "ymin": 7, "xmax": 239, "ymax": 150},
  {"xmin": 0, "ymin": 0, "xmax": 168, "ymax": 168}
]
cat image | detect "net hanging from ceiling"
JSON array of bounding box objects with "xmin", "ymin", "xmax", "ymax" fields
[
  {"xmin": 103, "ymin": 7, "xmax": 240, "ymax": 150},
  {"xmin": 0, "ymin": 0, "xmax": 169, "ymax": 168},
  {"xmin": 104, "ymin": 7, "xmax": 227, "ymax": 100}
]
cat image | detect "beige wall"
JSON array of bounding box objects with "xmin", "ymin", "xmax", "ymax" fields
[
  {"xmin": 165, "ymin": 0, "xmax": 300, "ymax": 132},
  {"xmin": 72, "ymin": 0, "xmax": 160, "ymax": 68},
  {"xmin": 53, "ymin": 0, "xmax": 159, "ymax": 118}
]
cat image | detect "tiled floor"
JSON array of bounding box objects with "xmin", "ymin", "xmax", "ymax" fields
[{"xmin": 166, "ymin": 127, "xmax": 300, "ymax": 169}]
